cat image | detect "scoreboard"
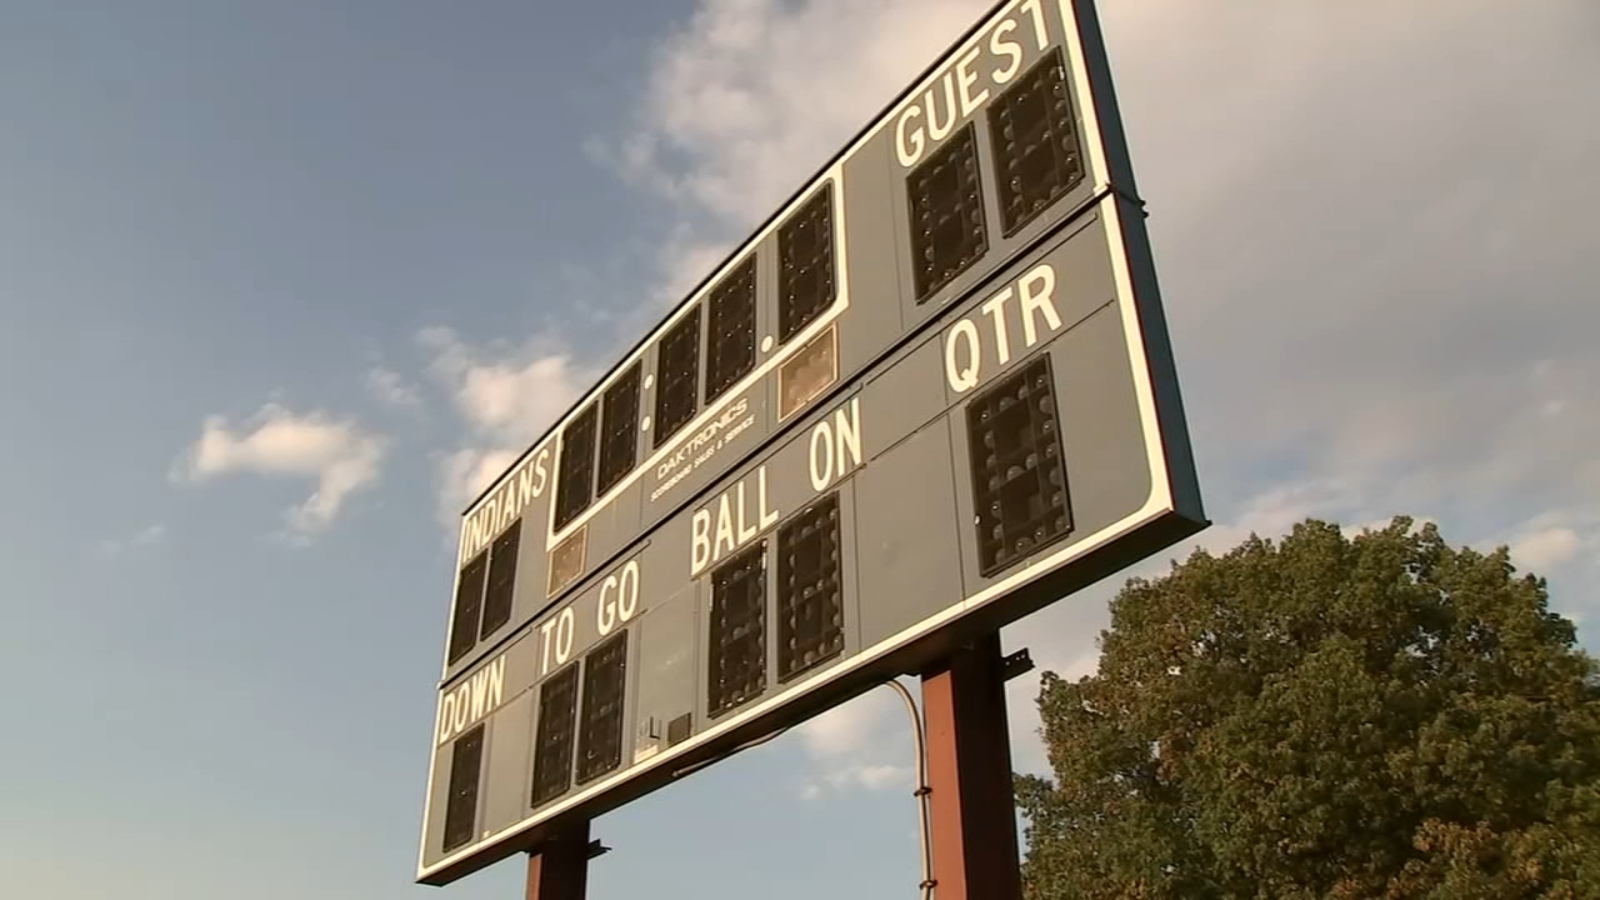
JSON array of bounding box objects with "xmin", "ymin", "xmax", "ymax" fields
[{"xmin": 416, "ymin": 0, "xmax": 1205, "ymax": 886}]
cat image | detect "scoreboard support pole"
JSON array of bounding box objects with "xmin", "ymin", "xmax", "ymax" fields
[
  {"xmin": 524, "ymin": 822, "xmax": 591, "ymax": 900},
  {"xmin": 921, "ymin": 632, "xmax": 1024, "ymax": 900}
]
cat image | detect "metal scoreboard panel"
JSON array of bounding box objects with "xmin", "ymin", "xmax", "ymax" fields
[
  {"xmin": 433, "ymin": 0, "xmax": 1147, "ymax": 692},
  {"xmin": 417, "ymin": 0, "xmax": 1204, "ymax": 886}
]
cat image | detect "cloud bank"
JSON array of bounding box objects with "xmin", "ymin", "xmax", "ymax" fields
[
  {"xmin": 173, "ymin": 403, "xmax": 386, "ymax": 540},
  {"xmin": 99, "ymin": 523, "xmax": 167, "ymax": 558},
  {"xmin": 416, "ymin": 327, "xmax": 593, "ymax": 527}
]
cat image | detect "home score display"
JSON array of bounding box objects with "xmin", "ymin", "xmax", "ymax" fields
[{"xmin": 415, "ymin": 0, "xmax": 1205, "ymax": 885}]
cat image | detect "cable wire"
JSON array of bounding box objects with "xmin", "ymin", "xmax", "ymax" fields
[
  {"xmin": 668, "ymin": 681, "xmax": 934, "ymax": 897},
  {"xmin": 883, "ymin": 679, "xmax": 936, "ymax": 900},
  {"xmin": 668, "ymin": 725, "xmax": 791, "ymax": 780}
]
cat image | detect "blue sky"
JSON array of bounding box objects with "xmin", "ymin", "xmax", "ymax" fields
[{"xmin": 1, "ymin": 1, "xmax": 1597, "ymax": 899}]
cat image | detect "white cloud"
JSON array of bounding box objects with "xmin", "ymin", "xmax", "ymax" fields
[
  {"xmin": 616, "ymin": 0, "xmax": 990, "ymax": 220},
  {"xmin": 436, "ymin": 446, "xmax": 522, "ymax": 523},
  {"xmin": 1173, "ymin": 479, "xmax": 1442, "ymax": 564},
  {"xmin": 790, "ymin": 681, "xmax": 922, "ymax": 799},
  {"xmin": 99, "ymin": 523, "xmax": 167, "ymax": 558},
  {"xmin": 797, "ymin": 760, "xmax": 915, "ymax": 801},
  {"xmin": 417, "ymin": 327, "xmax": 593, "ymax": 525},
  {"xmin": 649, "ymin": 224, "xmax": 739, "ymax": 307},
  {"xmin": 851, "ymin": 763, "xmax": 912, "ymax": 790},
  {"xmin": 365, "ymin": 367, "xmax": 423, "ymax": 412},
  {"xmin": 173, "ymin": 403, "xmax": 386, "ymax": 538},
  {"xmin": 1514, "ymin": 526, "xmax": 1582, "ymax": 571},
  {"xmin": 1497, "ymin": 509, "xmax": 1599, "ymax": 580},
  {"xmin": 829, "ymin": 762, "xmax": 913, "ymax": 792},
  {"xmin": 796, "ymin": 685, "xmax": 903, "ymax": 759},
  {"xmin": 602, "ymin": 0, "xmax": 991, "ymax": 297}
]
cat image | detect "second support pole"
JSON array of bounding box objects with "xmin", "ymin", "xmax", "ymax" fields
[
  {"xmin": 920, "ymin": 632, "xmax": 1023, "ymax": 900},
  {"xmin": 525, "ymin": 822, "xmax": 591, "ymax": 900}
]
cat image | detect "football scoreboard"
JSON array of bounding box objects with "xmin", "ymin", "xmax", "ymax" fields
[{"xmin": 417, "ymin": 0, "xmax": 1205, "ymax": 885}]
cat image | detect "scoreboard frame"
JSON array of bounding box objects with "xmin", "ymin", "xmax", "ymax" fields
[{"xmin": 417, "ymin": 0, "xmax": 1205, "ymax": 885}]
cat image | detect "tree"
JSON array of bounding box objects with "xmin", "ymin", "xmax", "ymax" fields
[{"xmin": 1016, "ymin": 517, "xmax": 1600, "ymax": 900}]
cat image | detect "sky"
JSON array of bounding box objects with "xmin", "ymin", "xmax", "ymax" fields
[{"xmin": 1, "ymin": 0, "xmax": 1596, "ymax": 898}]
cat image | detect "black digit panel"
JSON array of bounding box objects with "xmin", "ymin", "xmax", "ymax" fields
[
  {"xmin": 442, "ymin": 725, "xmax": 485, "ymax": 853},
  {"xmin": 597, "ymin": 362, "xmax": 642, "ymax": 496},
  {"xmin": 478, "ymin": 519, "xmax": 520, "ymax": 640},
  {"xmin": 988, "ymin": 47, "xmax": 1085, "ymax": 237},
  {"xmin": 777, "ymin": 493, "xmax": 844, "ymax": 682},
  {"xmin": 576, "ymin": 632, "xmax": 628, "ymax": 784},
  {"xmin": 531, "ymin": 664, "xmax": 580, "ymax": 806},
  {"xmin": 554, "ymin": 404, "xmax": 598, "ymax": 531},
  {"xmin": 654, "ymin": 307, "xmax": 702, "ymax": 448},
  {"xmin": 908, "ymin": 123, "xmax": 988, "ymax": 304},
  {"xmin": 708, "ymin": 541, "xmax": 768, "ymax": 717},
  {"xmin": 966, "ymin": 354, "xmax": 1073, "ymax": 576},
  {"xmin": 447, "ymin": 552, "xmax": 488, "ymax": 665},
  {"xmin": 705, "ymin": 258, "xmax": 758, "ymax": 403},
  {"xmin": 778, "ymin": 185, "xmax": 835, "ymax": 343}
]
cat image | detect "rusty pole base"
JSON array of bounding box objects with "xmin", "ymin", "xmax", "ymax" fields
[
  {"xmin": 525, "ymin": 822, "xmax": 592, "ymax": 900},
  {"xmin": 921, "ymin": 631, "xmax": 1023, "ymax": 900}
]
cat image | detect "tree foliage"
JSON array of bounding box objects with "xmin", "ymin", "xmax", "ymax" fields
[{"xmin": 1016, "ymin": 517, "xmax": 1600, "ymax": 900}]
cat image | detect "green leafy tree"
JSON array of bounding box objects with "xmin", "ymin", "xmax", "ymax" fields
[{"xmin": 1016, "ymin": 517, "xmax": 1600, "ymax": 900}]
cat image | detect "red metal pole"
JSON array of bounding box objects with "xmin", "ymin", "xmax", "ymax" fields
[
  {"xmin": 525, "ymin": 822, "xmax": 591, "ymax": 900},
  {"xmin": 921, "ymin": 631, "xmax": 1022, "ymax": 900}
]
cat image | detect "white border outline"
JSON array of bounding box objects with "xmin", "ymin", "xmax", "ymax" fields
[{"xmin": 1059, "ymin": 0, "xmax": 1112, "ymax": 199}]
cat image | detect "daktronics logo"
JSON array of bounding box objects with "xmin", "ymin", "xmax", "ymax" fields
[{"xmin": 655, "ymin": 396, "xmax": 751, "ymax": 482}]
